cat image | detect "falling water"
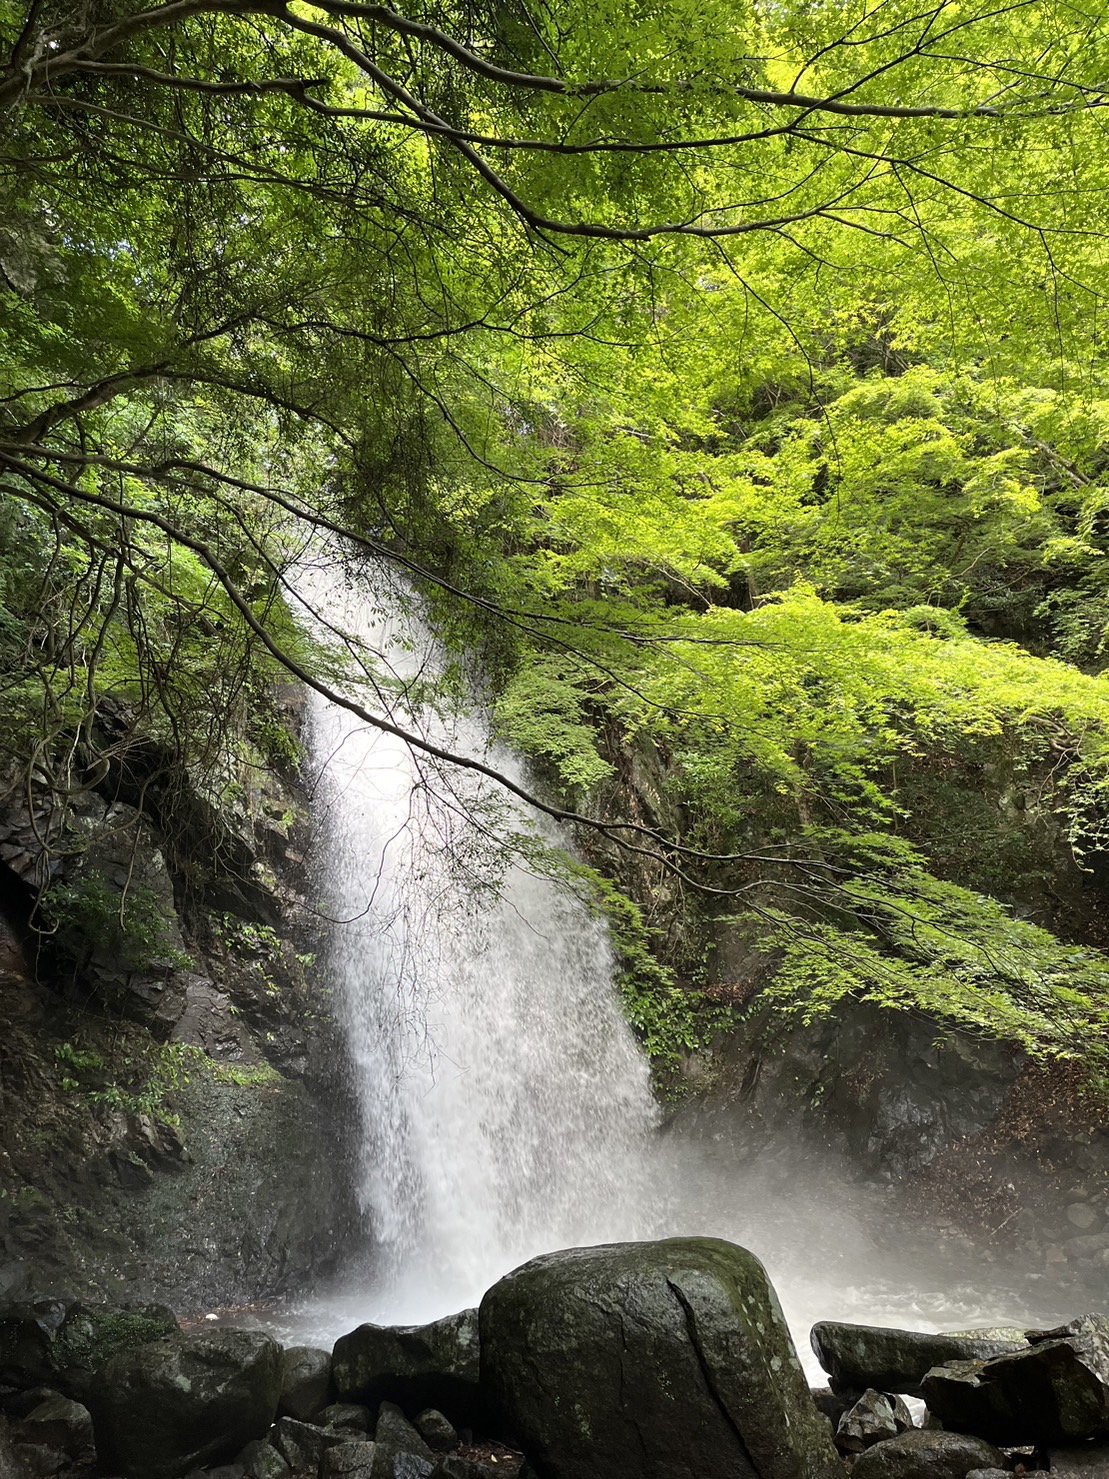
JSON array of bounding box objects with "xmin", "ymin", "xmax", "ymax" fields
[
  {"xmin": 295, "ymin": 556, "xmax": 1081, "ymax": 1366},
  {"xmin": 304, "ymin": 559, "xmax": 658, "ymax": 1322}
]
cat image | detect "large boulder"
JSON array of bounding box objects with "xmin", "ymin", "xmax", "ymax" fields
[
  {"xmin": 479, "ymin": 1237, "xmax": 842, "ymax": 1479},
  {"xmin": 0, "ymin": 1298, "xmax": 178, "ymax": 1396},
  {"xmin": 278, "ymin": 1344, "xmax": 332, "ymax": 1420},
  {"xmin": 333, "ymin": 1311, "xmax": 480, "ymax": 1421},
  {"xmin": 850, "ymin": 1431, "xmax": 1005, "ymax": 1479},
  {"xmin": 922, "ymin": 1316, "xmax": 1109, "ymax": 1446},
  {"xmin": 811, "ymin": 1323, "xmax": 1027, "ymax": 1396},
  {"xmin": 87, "ymin": 1328, "xmax": 283, "ymax": 1479}
]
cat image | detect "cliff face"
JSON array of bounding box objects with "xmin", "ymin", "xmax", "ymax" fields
[{"xmin": 0, "ymin": 688, "xmax": 365, "ymax": 1311}]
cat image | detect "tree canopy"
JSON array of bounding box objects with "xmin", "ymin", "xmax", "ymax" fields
[{"xmin": 4, "ymin": 0, "xmax": 1109, "ymax": 1067}]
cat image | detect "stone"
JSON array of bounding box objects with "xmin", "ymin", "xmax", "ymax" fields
[
  {"xmin": 429, "ymin": 1460, "xmax": 498, "ymax": 1479},
  {"xmin": 278, "ymin": 1345, "xmax": 333, "ymax": 1421},
  {"xmin": 1049, "ymin": 1446, "xmax": 1109, "ymax": 1478},
  {"xmin": 333, "ymin": 1311, "xmax": 480, "ymax": 1422},
  {"xmin": 1068, "ymin": 1206, "xmax": 1100, "ymax": 1231},
  {"xmin": 271, "ymin": 1414, "xmax": 345, "ymax": 1471},
  {"xmin": 480, "ymin": 1237, "xmax": 842, "ymax": 1479},
  {"xmin": 373, "ymin": 1455, "xmax": 435, "ymax": 1479},
  {"xmin": 18, "ymin": 1394, "xmax": 94, "ymax": 1456},
  {"xmin": 965, "ymin": 1470, "xmax": 1009, "ymax": 1479},
  {"xmin": 922, "ymin": 1316, "xmax": 1109, "ymax": 1445},
  {"xmin": 87, "ymin": 1328, "xmax": 283, "ymax": 1479},
  {"xmin": 0, "ymin": 1301, "xmax": 71, "ymax": 1388},
  {"xmin": 837, "ymin": 1389, "xmax": 900, "ymax": 1452},
  {"xmin": 321, "ymin": 1402, "xmax": 374, "ymax": 1434},
  {"xmin": 52, "ymin": 1301, "xmax": 180, "ymax": 1399},
  {"xmin": 237, "ymin": 1438, "xmax": 292, "ymax": 1479},
  {"xmin": 415, "ymin": 1409, "xmax": 458, "ymax": 1451},
  {"xmin": 850, "ymin": 1430, "xmax": 1005, "ymax": 1479},
  {"xmin": 811, "ymin": 1322, "xmax": 1027, "ymax": 1397},
  {"xmin": 323, "ymin": 1441, "xmax": 378, "ymax": 1478},
  {"xmin": 810, "ymin": 1387, "xmax": 857, "ymax": 1429},
  {"xmin": 375, "ymin": 1402, "xmax": 433, "ymax": 1460}
]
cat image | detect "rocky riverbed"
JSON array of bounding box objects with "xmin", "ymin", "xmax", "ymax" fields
[{"xmin": 2, "ymin": 1237, "xmax": 1108, "ymax": 1479}]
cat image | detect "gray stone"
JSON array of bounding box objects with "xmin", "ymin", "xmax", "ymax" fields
[
  {"xmin": 922, "ymin": 1316, "xmax": 1109, "ymax": 1445},
  {"xmin": 1049, "ymin": 1446, "xmax": 1109, "ymax": 1478},
  {"xmin": 837, "ymin": 1389, "xmax": 900, "ymax": 1453},
  {"xmin": 237, "ymin": 1438, "xmax": 291, "ymax": 1479},
  {"xmin": 851, "ymin": 1430, "xmax": 1005, "ymax": 1479},
  {"xmin": 52, "ymin": 1301, "xmax": 179, "ymax": 1399},
  {"xmin": 375, "ymin": 1402, "xmax": 433, "ymax": 1461},
  {"xmin": 965, "ymin": 1470, "xmax": 1009, "ymax": 1479},
  {"xmin": 279, "ymin": 1345, "xmax": 332, "ymax": 1421},
  {"xmin": 19, "ymin": 1395, "xmax": 93, "ymax": 1456},
  {"xmin": 321, "ymin": 1402, "xmax": 373, "ymax": 1434},
  {"xmin": 323, "ymin": 1441, "xmax": 378, "ymax": 1478},
  {"xmin": 271, "ymin": 1414, "xmax": 344, "ymax": 1471},
  {"xmin": 811, "ymin": 1322, "xmax": 1027, "ymax": 1396},
  {"xmin": 480, "ymin": 1237, "xmax": 842, "ymax": 1479},
  {"xmin": 374, "ymin": 1455, "xmax": 435, "ymax": 1479},
  {"xmin": 87, "ymin": 1328, "xmax": 283, "ymax": 1479},
  {"xmin": 1068, "ymin": 1205, "xmax": 1100, "ymax": 1231},
  {"xmin": 415, "ymin": 1409, "xmax": 457, "ymax": 1452},
  {"xmin": 429, "ymin": 1460, "xmax": 497, "ymax": 1479},
  {"xmin": 811, "ymin": 1387, "xmax": 857, "ymax": 1429},
  {"xmin": 333, "ymin": 1311, "xmax": 480, "ymax": 1422}
]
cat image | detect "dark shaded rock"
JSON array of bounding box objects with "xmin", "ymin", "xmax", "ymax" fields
[
  {"xmin": 1, "ymin": 1386, "xmax": 61, "ymax": 1419},
  {"xmin": 53, "ymin": 1301, "xmax": 179, "ymax": 1398},
  {"xmin": 811, "ymin": 1388, "xmax": 857, "ymax": 1429},
  {"xmin": 18, "ymin": 1394, "xmax": 93, "ymax": 1456},
  {"xmin": 812, "ymin": 1323, "xmax": 1027, "ymax": 1397},
  {"xmin": 185, "ymin": 1466, "xmax": 246, "ymax": 1479},
  {"xmin": 375, "ymin": 1403, "xmax": 433, "ymax": 1460},
  {"xmin": 480, "ymin": 1237, "xmax": 842, "ymax": 1479},
  {"xmin": 0, "ymin": 1301, "xmax": 71, "ymax": 1387},
  {"xmin": 837, "ymin": 1390, "xmax": 900, "ymax": 1453},
  {"xmin": 333, "ymin": 1313, "xmax": 480, "ymax": 1422},
  {"xmin": 323, "ymin": 1441, "xmax": 377, "ymax": 1478},
  {"xmin": 320, "ymin": 1402, "xmax": 373, "ymax": 1434},
  {"xmin": 430, "ymin": 1460, "xmax": 498, "ymax": 1479},
  {"xmin": 278, "ymin": 1345, "xmax": 332, "ymax": 1421},
  {"xmin": 373, "ymin": 1455, "xmax": 435, "ymax": 1479},
  {"xmin": 892, "ymin": 1396, "xmax": 916, "ymax": 1433},
  {"xmin": 416, "ymin": 1410, "xmax": 458, "ymax": 1452},
  {"xmin": 1048, "ymin": 1446, "xmax": 1109, "ymax": 1478},
  {"xmin": 237, "ymin": 1438, "xmax": 291, "ymax": 1479},
  {"xmin": 9, "ymin": 1439, "xmax": 69, "ymax": 1477},
  {"xmin": 850, "ymin": 1430, "xmax": 1005, "ymax": 1479},
  {"xmin": 271, "ymin": 1414, "xmax": 344, "ymax": 1471},
  {"xmin": 923, "ymin": 1317, "xmax": 1109, "ymax": 1446},
  {"xmin": 88, "ymin": 1328, "xmax": 283, "ymax": 1479},
  {"xmin": 965, "ymin": 1470, "xmax": 1010, "ymax": 1479}
]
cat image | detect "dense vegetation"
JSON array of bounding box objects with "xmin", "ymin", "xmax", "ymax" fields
[{"xmin": 3, "ymin": 0, "xmax": 1109, "ymax": 1069}]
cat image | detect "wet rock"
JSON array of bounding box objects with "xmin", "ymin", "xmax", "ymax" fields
[
  {"xmin": 480, "ymin": 1237, "xmax": 842, "ymax": 1479},
  {"xmin": 430, "ymin": 1459, "xmax": 498, "ymax": 1479},
  {"xmin": 375, "ymin": 1402, "xmax": 433, "ymax": 1460},
  {"xmin": 271, "ymin": 1414, "xmax": 344, "ymax": 1471},
  {"xmin": 965, "ymin": 1470, "xmax": 1009, "ymax": 1479},
  {"xmin": 811, "ymin": 1322, "xmax": 1027, "ymax": 1396},
  {"xmin": 88, "ymin": 1328, "xmax": 283, "ymax": 1479},
  {"xmin": 278, "ymin": 1345, "xmax": 332, "ymax": 1421},
  {"xmin": 837, "ymin": 1389, "xmax": 900, "ymax": 1452},
  {"xmin": 52, "ymin": 1301, "xmax": 179, "ymax": 1398},
  {"xmin": 811, "ymin": 1387, "xmax": 857, "ymax": 1429},
  {"xmin": 0, "ymin": 1301, "xmax": 71, "ymax": 1387},
  {"xmin": 922, "ymin": 1316, "xmax": 1109, "ymax": 1445},
  {"xmin": 415, "ymin": 1410, "xmax": 458, "ymax": 1452},
  {"xmin": 1048, "ymin": 1446, "xmax": 1109, "ymax": 1478},
  {"xmin": 237, "ymin": 1438, "xmax": 291, "ymax": 1479},
  {"xmin": 1068, "ymin": 1206, "xmax": 1099, "ymax": 1231},
  {"xmin": 322, "ymin": 1440, "xmax": 377, "ymax": 1478},
  {"xmin": 333, "ymin": 1312, "xmax": 480, "ymax": 1421},
  {"xmin": 850, "ymin": 1430, "xmax": 1005, "ymax": 1479},
  {"xmin": 320, "ymin": 1401, "xmax": 373, "ymax": 1434},
  {"xmin": 18, "ymin": 1394, "xmax": 94, "ymax": 1456}
]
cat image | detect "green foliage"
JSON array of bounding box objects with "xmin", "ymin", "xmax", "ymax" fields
[{"xmin": 42, "ymin": 875, "xmax": 192, "ymax": 973}]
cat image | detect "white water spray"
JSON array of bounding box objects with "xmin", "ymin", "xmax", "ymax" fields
[{"xmin": 305, "ymin": 562, "xmax": 658, "ymax": 1321}]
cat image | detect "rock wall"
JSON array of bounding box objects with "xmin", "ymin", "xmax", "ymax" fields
[{"xmin": 0, "ymin": 689, "xmax": 365, "ymax": 1310}]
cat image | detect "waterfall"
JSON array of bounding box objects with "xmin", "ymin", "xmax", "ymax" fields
[
  {"xmin": 303, "ymin": 560, "xmax": 658, "ymax": 1321},
  {"xmin": 294, "ymin": 556, "xmax": 1067, "ymax": 1365}
]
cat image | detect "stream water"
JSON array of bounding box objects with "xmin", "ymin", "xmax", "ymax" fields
[{"xmin": 293, "ymin": 558, "xmax": 1082, "ymax": 1376}]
